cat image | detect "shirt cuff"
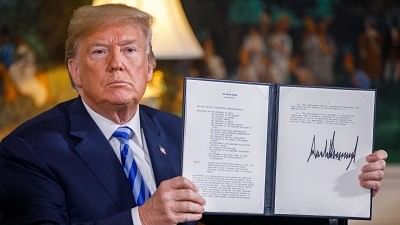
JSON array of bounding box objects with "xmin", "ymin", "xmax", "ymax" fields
[{"xmin": 131, "ymin": 207, "xmax": 143, "ymax": 225}]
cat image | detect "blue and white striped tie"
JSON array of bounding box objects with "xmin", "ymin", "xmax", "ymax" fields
[{"xmin": 112, "ymin": 126, "xmax": 151, "ymax": 206}]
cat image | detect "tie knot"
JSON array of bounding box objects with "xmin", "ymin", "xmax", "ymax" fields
[{"xmin": 112, "ymin": 126, "xmax": 134, "ymax": 142}]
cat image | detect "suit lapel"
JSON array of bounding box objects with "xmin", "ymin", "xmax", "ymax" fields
[
  {"xmin": 140, "ymin": 107, "xmax": 180, "ymax": 187},
  {"xmin": 68, "ymin": 99, "xmax": 134, "ymax": 209}
]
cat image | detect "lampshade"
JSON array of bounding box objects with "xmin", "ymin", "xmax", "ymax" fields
[{"xmin": 92, "ymin": 0, "xmax": 203, "ymax": 60}]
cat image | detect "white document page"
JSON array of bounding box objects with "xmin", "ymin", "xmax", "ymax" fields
[
  {"xmin": 182, "ymin": 79, "xmax": 270, "ymax": 214},
  {"xmin": 274, "ymin": 86, "xmax": 374, "ymax": 218}
]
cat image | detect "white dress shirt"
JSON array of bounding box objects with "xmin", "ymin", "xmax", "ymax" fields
[{"xmin": 82, "ymin": 100, "xmax": 156, "ymax": 225}]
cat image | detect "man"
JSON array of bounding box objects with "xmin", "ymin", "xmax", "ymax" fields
[
  {"xmin": 0, "ymin": 4, "xmax": 203, "ymax": 225},
  {"xmin": 0, "ymin": 4, "xmax": 387, "ymax": 225}
]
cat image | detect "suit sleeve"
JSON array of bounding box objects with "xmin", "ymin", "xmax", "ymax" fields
[{"xmin": 0, "ymin": 137, "xmax": 133, "ymax": 225}]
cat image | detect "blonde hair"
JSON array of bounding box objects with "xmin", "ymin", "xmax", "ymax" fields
[{"xmin": 65, "ymin": 4, "xmax": 156, "ymax": 69}]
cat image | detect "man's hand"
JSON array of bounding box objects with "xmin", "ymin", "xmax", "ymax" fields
[
  {"xmin": 359, "ymin": 149, "xmax": 388, "ymax": 196},
  {"xmin": 138, "ymin": 176, "xmax": 205, "ymax": 225}
]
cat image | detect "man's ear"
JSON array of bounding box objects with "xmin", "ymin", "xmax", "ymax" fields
[
  {"xmin": 146, "ymin": 63, "xmax": 153, "ymax": 82},
  {"xmin": 67, "ymin": 58, "xmax": 82, "ymax": 88}
]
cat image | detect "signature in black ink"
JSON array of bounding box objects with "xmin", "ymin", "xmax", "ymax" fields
[{"xmin": 306, "ymin": 131, "xmax": 358, "ymax": 170}]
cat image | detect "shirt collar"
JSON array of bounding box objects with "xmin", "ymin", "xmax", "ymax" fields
[{"xmin": 82, "ymin": 99, "xmax": 142, "ymax": 147}]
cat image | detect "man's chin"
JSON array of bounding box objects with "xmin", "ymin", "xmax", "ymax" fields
[
  {"xmin": 106, "ymin": 90, "xmax": 138, "ymax": 102},
  {"xmin": 109, "ymin": 98, "xmax": 137, "ymax": 106}
]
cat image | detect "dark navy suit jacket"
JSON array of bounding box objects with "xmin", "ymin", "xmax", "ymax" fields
[{"xmin": 0, "ymin": 98, "xmax": 190, "ymax": 225}]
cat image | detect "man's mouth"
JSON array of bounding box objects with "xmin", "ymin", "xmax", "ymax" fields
[
  {"xmin": 108, "ymin": 81, "xmax": 129, "ymax": 84},
  {"xmin": 107, "ymin": 81, "xmax": 132, "ymax": 87}
]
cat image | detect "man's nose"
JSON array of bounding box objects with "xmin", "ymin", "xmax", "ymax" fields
[{"xmin": 108, "ymin": 48, "xmax": 124, "ymax": 71}]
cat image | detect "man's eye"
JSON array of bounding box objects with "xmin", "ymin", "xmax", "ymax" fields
[
  {"xmin": 123, "ymin": 47, "xmax": 137, "ymax": 53},
  {"xmin": 92, "ymin": 49, "xmax": 107, "ymax": 55},
  {"xmin": 90, "ymin": 48, "xmax": 108, "ymax": 58}
]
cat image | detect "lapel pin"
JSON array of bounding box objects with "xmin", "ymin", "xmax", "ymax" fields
[{"xmin": 159, "ymin": 145, "xmax": 167, "ymax": 155}]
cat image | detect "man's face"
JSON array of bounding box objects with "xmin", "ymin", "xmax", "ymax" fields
[{"xmin": 68, "ymin": 23, "xmax": 153, "ymax": 110}]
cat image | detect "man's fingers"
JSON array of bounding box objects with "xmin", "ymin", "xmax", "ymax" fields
[
  {"xmin": 172, "ymin": 201, "xmax": 205, "ymax": 214},
  {"xmin": 359, "ymin": 170, "xmax": 384, "ymax": 181},
  {"xmin": 366, "ymin": 149, "xmax": 388, "ymax": 163},
  {"xmin": 139, "ymin": 177, "xmax": 205, "ymax": 225},
  {"xmin": 361, "ymin": 159, "xmax": 386, "ymax": 172},
  {"xmin": 162, "ymin": 176, "xmax": 198, "ymax": 192},
  {"xmin": 360, "ymin": 180, "xmax": 381, "ymax": 195},
  {"xmin": 172, "ymin": 189, "xmax": 206, "ymax": 205},
  {"xmin": 175, "ymin": 212, "xmax": 203, "ymax": 223},
  {"xmin": 139, "ymin": 191, "xmax": 204, "ymax": 225}
]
